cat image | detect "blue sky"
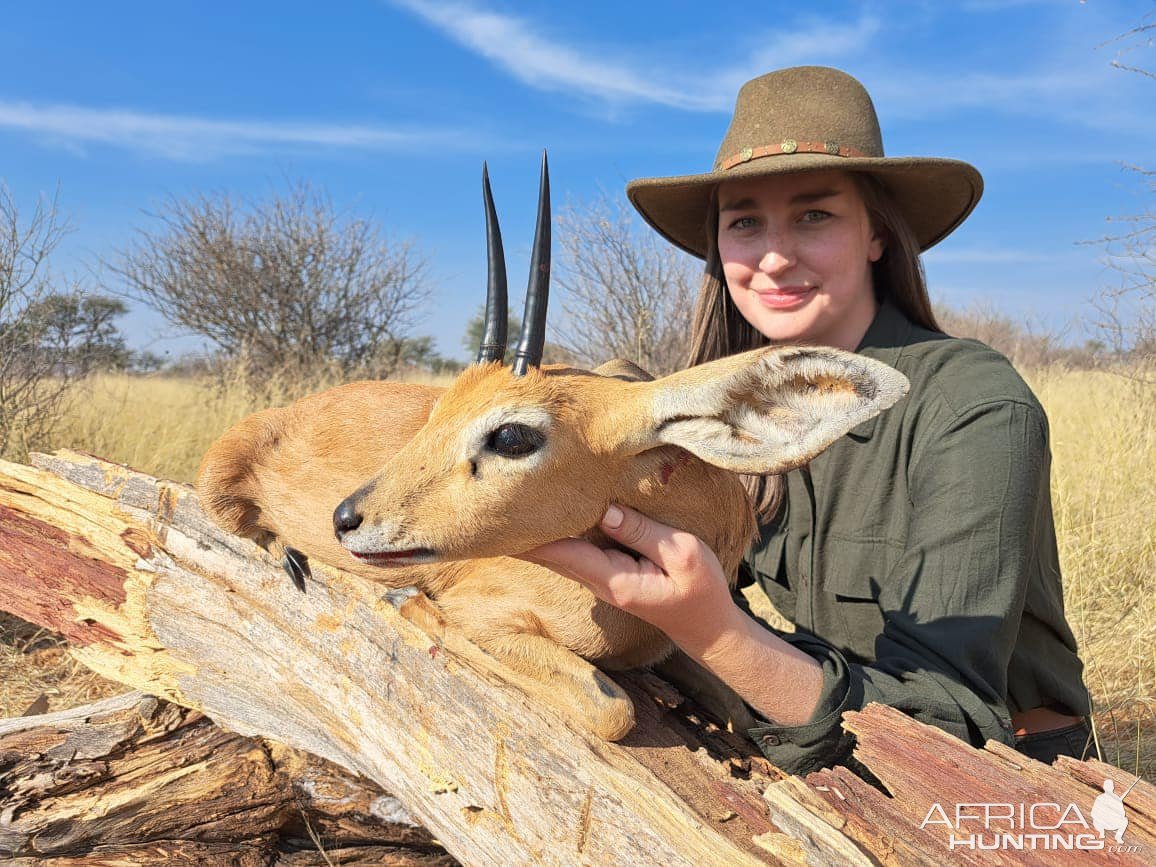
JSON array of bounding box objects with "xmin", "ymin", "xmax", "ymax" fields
[{"xmin": 2, "ymin": 0, "xmax": 1153, "ymax": 361}]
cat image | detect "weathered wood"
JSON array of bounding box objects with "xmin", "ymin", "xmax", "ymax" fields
[
  {"xmin": 0, "ymin": 451, "xmax": 793, "ymax": 865},
  {"xmin": 813, "ymin": 703, "xmax": 1156, "ymax": 865},
  {"xmin": 781, "ymin": 764, "xmax": 946, "ymax": 866},
  {"xmin": 1054, "ymin": 754, "xmax": 1156, "ymax": 835},
  {"xmin": 0, "ymin": 502, "xmax": 128, "ymax": 647},
  {"xmin": 6, "ymin": 843, "xmax": 452, "ymax": 866},
  {"xmin": 0, "ymin": 691, "xmax": 453, "ymax": 864}
]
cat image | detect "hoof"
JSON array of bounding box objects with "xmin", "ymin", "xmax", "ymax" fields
[
  {"xmin": 588, "ymin": 672, "xmax": 635, "ymax": 741},
  {"xmin": 281, "ymin": 546, "xmax": 310, "ymax": 593},
  {"xmin": 593, "ymin": 697, "xmax": 636, "ymax": 741}
]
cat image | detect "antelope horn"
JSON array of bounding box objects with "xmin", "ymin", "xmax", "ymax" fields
[
  {"xmin": 511, "ymin": 150, "xmax": 551, "ymax": 376},
  {"xmin": 476, "ymin": 162, "xmax": 509, "ymax": 364}
]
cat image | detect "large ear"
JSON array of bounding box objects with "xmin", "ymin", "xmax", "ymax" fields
[{"xmin": 610, "ymin": 346, "xmax": 909, "ymax": 474}]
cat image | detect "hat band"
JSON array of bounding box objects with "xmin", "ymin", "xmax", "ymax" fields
[{"xmin": 717, "ymin": 139, "xmax": 869, "ymax": 171}]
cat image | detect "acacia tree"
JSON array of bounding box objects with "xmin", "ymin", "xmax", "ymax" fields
[
  {"xmin": 1093, "ymin": 15, "xmax": 1155, "ymax": 381},
  {"xmin": 554, "ymin": 195, "xmax": 699, "ymax": 376},
  {"xmin": 0, "ymin": 187, "xmax": 128, "ymax": 458},
  {"xmin": 19, "ymin": 293, "xmax": 131, "ymax": 374},
  {"xmin": 109, "ymin": 181, "xmax": 429, "ymax": 380},
  {"xmin": 0, "ymin": 186, "xmax": 65, "ymax": 458}
]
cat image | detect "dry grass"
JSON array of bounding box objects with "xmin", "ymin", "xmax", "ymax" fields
[
  {"xmin": 2, "ymin": 365, "xmax": 1153, "ymax": 780},
  {"xmin": 50, "ymin": 366, "xmax": 456, "ymax": 485},
  {"xmin": 54, "ymin": 372, "xmax": 264, "ymax": 484},
  {"xmin": 0, "ymin": 613, "xmax": 124, "ymax": 717},
  {"xmin": 1027, "ymin": 367, "xmax": 1156, "ymax": 778}
]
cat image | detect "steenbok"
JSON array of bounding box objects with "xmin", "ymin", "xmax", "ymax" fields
[{"xmin": 197, "ymin": 155, "xmax": 908, "ymax": 740}]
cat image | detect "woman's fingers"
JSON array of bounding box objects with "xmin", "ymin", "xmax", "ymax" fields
[
  {"xmin": 515, "ymin": 506, "xmax": 734, "ymax": 645},
  {"xmin": 522, "ymin": 505, "xmax": 703, "ymax": 581},
  {"xmin": 517, "ymin": 536, "xmax": 654, "ymax": 607},
  {"xmin": 600, "ymin": 503, "xmax": 700, "ymax": 574},
  {"xmin": 517, "ymin": 538, "xmax": 604, "ymax": 586}
]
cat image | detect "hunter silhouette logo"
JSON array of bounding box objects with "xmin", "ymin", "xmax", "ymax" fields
[
  {"xmin": 920, "ymin": 774, "xmax": 1145, "ymax": 852},
  {"xmin": 1091, "ymin": 776, "xmax": 1140, "ymax": 843}
]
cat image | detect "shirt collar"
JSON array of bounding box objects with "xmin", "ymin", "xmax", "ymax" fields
[{"xmin": 847, "ymin": 299, "xmax": 913, "ymax": 440}]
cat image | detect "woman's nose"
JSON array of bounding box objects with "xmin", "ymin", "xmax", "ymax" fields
[{"xmin": 757, "ymin": 234, "xmax": 795, "ymax": 274}]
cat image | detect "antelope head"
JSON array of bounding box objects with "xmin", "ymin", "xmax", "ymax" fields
[{"xmin": 332, "ymin": 154, "xmax": 909, "ymax": 568}]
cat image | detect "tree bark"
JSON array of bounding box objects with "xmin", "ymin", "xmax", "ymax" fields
[{"xmin": 0, "ymin": 691, "xmax": 453, "ymax": 864}]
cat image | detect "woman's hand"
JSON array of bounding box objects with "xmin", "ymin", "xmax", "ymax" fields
[
  {"xmin": 517, "ymin": 503, "xmax": 743, "ymax": 657},
  {"xmin": 518, "ymin": 502, "xmax": 826, "ymax": 727}
]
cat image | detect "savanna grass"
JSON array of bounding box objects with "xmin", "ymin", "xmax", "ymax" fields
[
  {"xmin": 51, "ymin": 366, "xmax": 456, "ymax": 484},
  {"xmin": 1026, "ymin": 367, "xmax": 1156, "ymax": 778}
]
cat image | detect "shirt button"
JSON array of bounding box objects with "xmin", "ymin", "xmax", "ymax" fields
[{"xmin": 760, "ymin": 734, "xmax": 781, "ymax": 747}]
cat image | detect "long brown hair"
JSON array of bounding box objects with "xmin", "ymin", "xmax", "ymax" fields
[{"xmin": 686, "ymin": 171, "xmax": 939, "ymax": 521}]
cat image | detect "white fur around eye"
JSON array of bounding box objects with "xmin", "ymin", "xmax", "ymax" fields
[{"xmin": 458, "ymin": 406, "xmax": 553, "ymax": 469}]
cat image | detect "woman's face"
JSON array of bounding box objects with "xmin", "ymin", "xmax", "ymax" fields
[{"xmin": 717, "ymin": 169, "xmax": 884, "ymax": 351}]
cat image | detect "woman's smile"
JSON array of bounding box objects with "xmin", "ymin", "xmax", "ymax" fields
[{"xmin": 753, "ymin": 284, "xmax": 818, "ymax": 309}]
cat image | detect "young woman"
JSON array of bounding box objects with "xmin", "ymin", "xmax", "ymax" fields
[{"xmin": 522, "ymin": 66, "xmax": 1095, "ymax": 776}]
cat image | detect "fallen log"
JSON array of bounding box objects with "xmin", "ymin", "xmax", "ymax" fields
[{"xmin": 1, "ymin": 450, "xmax": 1152, "ymax": 865}]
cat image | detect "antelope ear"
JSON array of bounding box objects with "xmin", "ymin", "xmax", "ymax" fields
[{"xmin": 619, "ymin": 346, "xmax": 909, "ymax": 474}]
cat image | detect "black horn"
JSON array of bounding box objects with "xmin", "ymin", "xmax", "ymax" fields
[
  {"xmin": 476, "ymin": 162, "xmax": 509, "ymax": 364},
  {"xmin": 511, "ymin": 150, "xmax": 551, "ymax": 376}
]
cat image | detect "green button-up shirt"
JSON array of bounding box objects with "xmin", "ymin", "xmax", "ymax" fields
[{"xmin": 739, "ymin": 300, "xmax": 1091, "ymax": 775}]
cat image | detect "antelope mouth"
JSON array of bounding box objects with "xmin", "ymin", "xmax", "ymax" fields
[{"xmin": 349, "ymin": 547, "xmax": 437, "ymax": 567}]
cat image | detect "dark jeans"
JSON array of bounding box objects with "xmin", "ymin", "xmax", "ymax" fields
[{"xmin": 1014, "ymin": 717, "xmax": 1099, "ymax": 764}]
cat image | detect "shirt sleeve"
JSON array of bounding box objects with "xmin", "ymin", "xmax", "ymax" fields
[{"xmin": 747, "ymin": 398, "xmax": 1048, "ymax": 775}]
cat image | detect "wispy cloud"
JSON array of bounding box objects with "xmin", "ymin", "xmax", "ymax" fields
[
  {"xmin": 388, "ymin": 0, "xmax": 879, "ymax": 112},
  {"xmin": 869, "ymin": 68, "xmax": 1156, "ymax": 137},
  {"xmin": 389, "ymin": 0, "xmax": 712, "ymax": 109},
  {"xmin": 389, "ymin": 1, "xmax": 1154, "ymax": 142},
  {"xmin": 0, "ymin": 99, "xmax": 482, "ymax": 160}
]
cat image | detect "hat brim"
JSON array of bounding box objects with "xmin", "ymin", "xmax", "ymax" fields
[{"xmin": 626, "ymin": 155, "xmax": 983, "ymax": 259}]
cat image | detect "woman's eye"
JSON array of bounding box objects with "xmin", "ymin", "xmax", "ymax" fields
[
  {"xmin": 485, "ymin": 423, "xmax": 545, "ymax": 458},
  {"xmin": 728, "ymin": 215, "xmax": 758, "ymax": 230},
  {"xmin": 801, "ymin": 209, "xmax": 832, "ymax": 224}
]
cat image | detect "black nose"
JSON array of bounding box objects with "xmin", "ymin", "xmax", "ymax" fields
[{"xmin": 333, "ymin": 497, "xmax": 364, "ymax": 538}]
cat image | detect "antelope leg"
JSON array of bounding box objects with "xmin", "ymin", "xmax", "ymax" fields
[{"xmin": 476, "ymin": 631, "xmax": 635, "ymax": 741}]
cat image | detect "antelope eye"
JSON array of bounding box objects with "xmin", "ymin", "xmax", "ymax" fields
[{"xmin": 485, "ymin": 423, "xmax": 545, "ymax": 458}]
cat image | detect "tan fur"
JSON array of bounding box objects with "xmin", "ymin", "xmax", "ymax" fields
[{"xmin": 197, "ymin": 346, "xmax": 908, "ymax": 740}]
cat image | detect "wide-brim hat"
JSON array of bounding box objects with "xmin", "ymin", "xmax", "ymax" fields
[{"xmin": 626, "ymin": 66, "xmax": 983, "ymax": 259}]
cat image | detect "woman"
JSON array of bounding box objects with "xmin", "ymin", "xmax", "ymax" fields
[{"xmin": 523, "ymin": 66, "xmax": 1095, "ymax": 775}]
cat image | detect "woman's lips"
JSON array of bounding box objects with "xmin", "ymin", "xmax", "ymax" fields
[{"xmin": 754, "ymin": 285, "xmax": 816, "ymax": 309}]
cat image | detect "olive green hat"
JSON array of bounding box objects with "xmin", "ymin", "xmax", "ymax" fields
[{"xmin": 626, "ymin": 66, "xmax": 983, "ymax": 259}]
